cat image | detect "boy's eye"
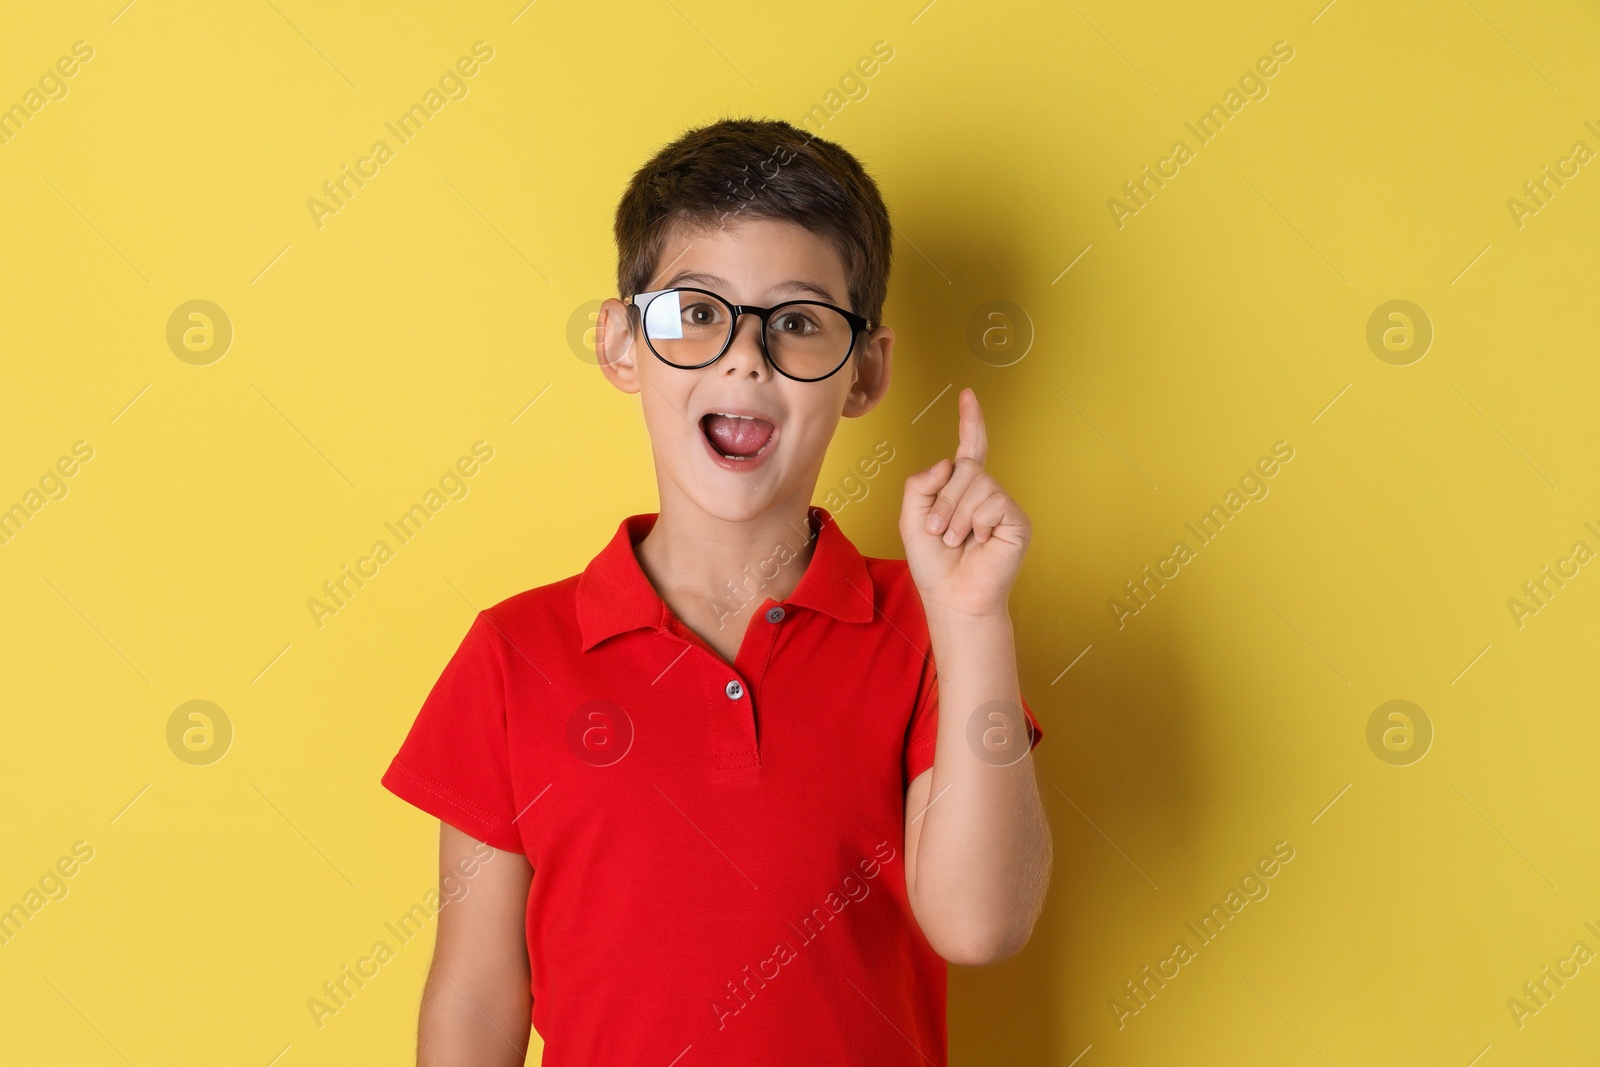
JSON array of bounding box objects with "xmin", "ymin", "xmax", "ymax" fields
[
  {"xmin": 682, "ymin": 302, "xmax": 723, "ymax": 326},
  {"xmin": 772, "ymin": 310, "xmax": 818, "ymax": 334}
]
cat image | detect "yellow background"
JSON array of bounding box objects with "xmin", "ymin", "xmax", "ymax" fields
[{"xmin": 3, "ymin": 0, "xmax": 1597, "ymax": 1063}]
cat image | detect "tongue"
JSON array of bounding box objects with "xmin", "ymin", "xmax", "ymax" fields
[{"xmin": 704, "ymin": 414, "xmax": 775, "ymax": 458}]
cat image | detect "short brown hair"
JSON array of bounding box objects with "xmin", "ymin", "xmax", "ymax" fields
[{"xmin": 613, "ymin": 117, "xmax": 893, "ymax": 330}]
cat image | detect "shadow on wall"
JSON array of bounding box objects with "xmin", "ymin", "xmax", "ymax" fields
[{"xmin": 878, "ymin": 160, "xmax": 1206, "ymax": 1064}]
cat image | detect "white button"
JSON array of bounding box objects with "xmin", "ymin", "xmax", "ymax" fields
[
  {"xmin": 765, "ymin": 605, "xmax": 786, "ymax": 623},
  {"xmin": 725, "ymin": 679, "xmax": 744, "ymax": 700}
]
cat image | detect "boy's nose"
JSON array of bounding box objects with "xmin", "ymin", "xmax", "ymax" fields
[{"xmin": 720, "ymin": 314, "xmax": 771, "ymax": 377}]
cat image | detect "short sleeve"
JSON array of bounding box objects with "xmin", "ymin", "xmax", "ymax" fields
[
  {"xmin": 904, "ymin": 647, "xmax": 1044, "ymax": 786},
  {"xmin": 381, "ymin": 611, "xmax": 525, "ymax": 853}
]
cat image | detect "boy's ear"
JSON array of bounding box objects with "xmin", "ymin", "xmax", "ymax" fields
[
  {"xmin": 595, "ymin": 298, "xmax": 640, "ymax": 394},
  {"xmin": 842, "ymin": 324, "xmax": 893, "ymax": 418}
]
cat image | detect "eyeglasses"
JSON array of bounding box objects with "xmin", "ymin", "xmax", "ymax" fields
[{"xmin": 623, "ymin": 287, "xmax": 872, "ymax": 383}]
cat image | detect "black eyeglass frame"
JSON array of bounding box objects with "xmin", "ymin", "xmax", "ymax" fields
[{"xmin": 623, "ymin": 286, "xmax": 873, "ymax": 383}]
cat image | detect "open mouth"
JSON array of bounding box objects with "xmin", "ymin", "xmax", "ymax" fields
[{"xmin": 700, "ymin": 412, "xmax": 777, "ymax": 462}]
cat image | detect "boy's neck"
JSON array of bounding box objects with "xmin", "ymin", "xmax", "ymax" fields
[{"xmin": 633, "ymin": 494, "xmax": 820, "ymax": 627}]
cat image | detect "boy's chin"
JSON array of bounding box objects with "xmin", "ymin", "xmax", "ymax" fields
[{"xmin": 675, "ymin": 472, "xmax": 795, "ymax": 524}]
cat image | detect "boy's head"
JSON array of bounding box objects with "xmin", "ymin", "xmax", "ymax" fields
[{"xmin": 597, "ymin": 118, "xmax": 896, "ymax": 524}]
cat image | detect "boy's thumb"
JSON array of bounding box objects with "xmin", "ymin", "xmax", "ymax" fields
[{"xmin": 901, "ymin": 458, "xmax": 951, "ymax": 517}]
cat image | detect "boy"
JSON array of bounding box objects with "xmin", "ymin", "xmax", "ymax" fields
[{"xmin": 381, "ymin": 118, "xmax": 1051, "ymax": 1065}]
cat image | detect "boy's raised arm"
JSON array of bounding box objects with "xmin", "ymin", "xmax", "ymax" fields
[
  {"xmin": 416, "ymin": 822, "xmax": 535, "ymax": 1066},
  {"xmin": 900, "ymin": 387, "xmax": 1053, "ymax": 966}
]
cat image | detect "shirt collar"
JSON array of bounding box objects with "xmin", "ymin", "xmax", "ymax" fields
[{"xmin": 576, "ymin": 505, "xmax": 874, "ymax": 652}]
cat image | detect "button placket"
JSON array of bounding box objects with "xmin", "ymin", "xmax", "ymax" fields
[{"xmin": 675, "ymin": 599, "xmax": 785, "ymax": 777}]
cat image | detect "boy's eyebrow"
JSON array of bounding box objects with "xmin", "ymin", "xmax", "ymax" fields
[{"xmin": 661, "ymin": 270, "xmax": 842, "ymax": 305}]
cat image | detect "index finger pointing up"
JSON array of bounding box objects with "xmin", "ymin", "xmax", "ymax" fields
[{"xmin": 955, "ymin": 387, "xmax": 988, "ymax": 466}]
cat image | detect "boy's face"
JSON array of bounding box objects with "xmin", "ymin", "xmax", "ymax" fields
[{"xmin": 596, "ymin": 217, "xmax": 893, "ymax": 523}]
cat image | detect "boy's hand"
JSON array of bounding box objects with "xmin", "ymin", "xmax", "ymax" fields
[{"xmin": 899, "ymin": 387, "xmax": 1031, "ymax": 619}]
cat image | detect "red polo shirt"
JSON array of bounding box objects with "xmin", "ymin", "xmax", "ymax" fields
[{"xmin": 381, "ymin": 505, "xmax": 1042, "ymax": 1065}]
